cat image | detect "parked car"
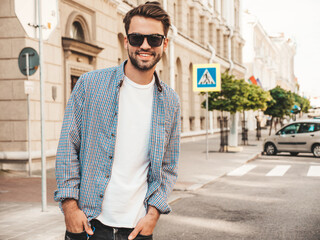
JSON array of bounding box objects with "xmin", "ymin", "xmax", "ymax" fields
[{"xmin": 263, "ymin": 119, "xmax": 320, "ymax": 157}]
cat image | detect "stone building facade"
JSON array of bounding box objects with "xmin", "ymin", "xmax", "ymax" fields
[
  {"xmin": 271, "ymin": 34, "xmax": 297, "ymax": 93},
  {"xmin": 242, "ymin": 12, "xmax": 297, "ymax": 130},
  {"xmin": 243, "ymin": 13, "xmax": 297, "ymax": 92},
  {"xmin": 0, "ymin": 0, "xmax": 245, "ymax": 170}
]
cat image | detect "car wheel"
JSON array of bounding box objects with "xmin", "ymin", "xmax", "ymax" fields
[
  {"xmin": 290, "ymin": 152, "xmax": 299, "ymax": 156},
  {"xmin": 265, "ymin": 143, "xmax": 277, "ymax": 155},
  {"xmin": 312, "ymin": 144, "xmax": 320, "ymax": 158}
]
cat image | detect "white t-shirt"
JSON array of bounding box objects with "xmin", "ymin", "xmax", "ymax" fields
[{"xmin": 96, "ymin": 75, "xmax": 154, "ymax": 227}]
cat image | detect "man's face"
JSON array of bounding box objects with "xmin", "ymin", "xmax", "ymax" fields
[{"xmin": 124, "ymin": 16, "xmax": 168, "ymax": 71}]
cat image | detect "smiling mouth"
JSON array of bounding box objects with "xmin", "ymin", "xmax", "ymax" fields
[
  {"xmin": 136, "ymin": 51, "xmax": 155, "ymax": 58},
  {"xmin": 139, "ymin": 53, "xmax": 151, "ymax": 57}
]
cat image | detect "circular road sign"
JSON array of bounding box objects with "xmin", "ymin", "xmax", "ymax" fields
[{"xmin": 18, "ymin": 47, "xmax": 40, "ymax": 76}]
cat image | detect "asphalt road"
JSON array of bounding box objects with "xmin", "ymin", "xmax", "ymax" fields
[{"xmin": 154, "ymin": 153, "xmax": 320, "ymax": 240}]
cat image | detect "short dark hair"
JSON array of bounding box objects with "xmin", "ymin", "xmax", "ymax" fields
[{"xmin": 123, "ymin": 1, "xmax": 171, "ymax": 37}]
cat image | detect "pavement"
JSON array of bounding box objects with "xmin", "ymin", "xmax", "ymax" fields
[{"xmin": 0, "ymin": 129, "xmax": 266, "ymax": 240}]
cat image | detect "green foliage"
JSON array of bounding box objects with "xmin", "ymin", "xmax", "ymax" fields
[
  {"xmin": 264, "ymin": 86, "xmax": 295, "ymax": 118},
  {"xmin": 292, "ymin": 92, "xmax": 311, "ymax": 113},
  {"xmin": 243, "ymin": 84, "xmax": 272, "ymax": 111},
  {"xmin": 201, "ymin": 71, "xmax": 271, "ymax": 114}
]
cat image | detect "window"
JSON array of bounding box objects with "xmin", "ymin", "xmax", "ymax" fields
[
  {"xmin": 223, "ymin": 34, "xmax": 228, "ymax": 58},
  {"xmin": 199, "ymin": 16, "xmax": 205, "ymax": 44},
  {"xmin": 209, "ymin": 23, "xmax": 214, "ymax": 46},
  {"xmin": 234, "ymin": 8, "xmax": 238, "ymax": 28},
  {"xmin": 298, "ymin": 123, "xmax": 318, "ymax": 133},
  {"xmin": 71, "ymin": 75, "xmax": 79, "ymax": 91},
  {"xmin": 238, "ymin": 43, "xmax": 242, "ymax": 63},
  {"xmin": 189, "ymin": 7, "xmax": 194, "ymax": 39},
  {"xmin": 216, "ymin": 29, "xmax": 221, "ymax": 55},
  {"xmin": 280, "ymin": 124, "xmax": 300, "ymax": 135},
  {"xmin": 71, "ymin": 21, "xmax": 85, "ymax": 41},
  {"xmin": 200, "ymin": 116, "xmax": 206, "ymax": 130},
  {"xmin": 189, "ymin": 116, "xmax": 195, "ymax": 131},
  {"xmin": 187, "ymin": 13, "xmax": 190, "ymax": 35},
  {"xmin": 177, "ymin": 0, "xmax": 182, "ymax": 30}
]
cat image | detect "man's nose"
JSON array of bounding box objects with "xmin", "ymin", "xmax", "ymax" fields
[{"xmin": 140, "ymin": 37, "xmax": 151, "ymax": 49}]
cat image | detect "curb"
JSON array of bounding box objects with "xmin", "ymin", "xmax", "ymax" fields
[{"xmin": 246, "ymin": 153, "xmax": 262, "ymax": 163}]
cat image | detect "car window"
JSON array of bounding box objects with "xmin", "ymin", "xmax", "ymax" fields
[
  {"xmin": 308, "ymin": 124, "xmax": 315, "ymax": 132},
  {"xmin": 280, "ymin": 123, "xmax": 300, "ymax": 135},
  {"xmin": 315, "ymin": 123, "xmax": 320, "ymax": 132},
  {"xmin": 298, "ymin": 123, "xmax": 315, "ymax": 133}
]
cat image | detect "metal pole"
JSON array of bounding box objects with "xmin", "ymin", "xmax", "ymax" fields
[
  {"xmin": 206, "ymin": 92, "xmax": 209, "ymax": 160},
  {"xmin": 26, "ymin": 53, "xmax": 32, "ymax": 177},
  {"xmin": 38, "ymin": 0, "xmax": 47, "ymax": 212}
]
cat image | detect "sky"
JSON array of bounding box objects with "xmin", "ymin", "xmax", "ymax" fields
[{"xmin": 242, "ymin": 0, "xmax": 320, "ymax": 105}]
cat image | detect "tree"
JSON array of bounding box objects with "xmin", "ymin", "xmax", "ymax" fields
[
  {"xmin": 201, "ymin": 71, "xmax": 247, "ymax": 151},
  {"xmin": 242, "ymin": 83, "xmax": 271, "ymax": 112},
  {"xmin": 201, "ymin": 71, "xmax": 247, "ymax": 114},
  {"xmin": 241, "ymin": 82, "xmax": 271, "ymax": 143},
  {"xmin": 264, "ymin": 86, "xmax": 295, "ymax": 135},
  {"xmin": 293, "ymin": 92, "xmax": 311, "ymax": 114},
  {"xmin": 202, "ymin": 72, "xmax": 271, "ymax": 121},
  {"xmin": 201, "ymin": 71, "xmax": 271, "ymax": 148}
]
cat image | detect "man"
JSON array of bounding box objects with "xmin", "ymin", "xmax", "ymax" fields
[{"xmin": 54, "ymin": 2, "xmax": 181, "ymax": 240}]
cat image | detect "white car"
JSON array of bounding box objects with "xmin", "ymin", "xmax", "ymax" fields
[{"xmin": 263, "ymin": 119, "xmax": 320, "ymax": 157}]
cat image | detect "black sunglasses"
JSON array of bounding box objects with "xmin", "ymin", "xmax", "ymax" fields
[{"xmin": 127, "ymin": 33, "xmax": 166, "ymax": 47}]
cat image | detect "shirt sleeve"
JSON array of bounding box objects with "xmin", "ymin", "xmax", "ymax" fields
[
  {"xmin": 148, "ymin": 100, "xmax": 181, "ymax": 214},
  {"xmin": 54, "ymin": 75, "xmax": 86, "ymax": 203}
]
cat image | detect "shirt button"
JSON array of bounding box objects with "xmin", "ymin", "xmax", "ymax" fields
[
  {"xmin": 109, "ymin": 156, "xmax": 113, "ymax": 159},
  {"xmin": 111, "ymin": 133, "xmax": 115, "ymax": 137},
  {"xmin": 115, "ymin": 112, "xmax": 117, "ymax": 116},
  {"xmin": 106, "ymin": 174, "xmax": 110, "ymax": 178},
  {"xmin": 100, "ymin": 194, "xmax": 104, "ymax": 198}
]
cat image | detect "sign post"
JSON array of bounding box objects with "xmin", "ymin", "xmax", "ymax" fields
[
  {"xmin": 38, "ymin": 0, "xmax": 47, "ymax": 212},
  {"xmin": 15, "ymin": 0, "xmax": 58, "ymax": 212},
  {"xmin": 18, "ymin": 47, "xmax": 39, "ymax": 176},
  {"xmin": 193, "ymin": 63, "xmax": 221, "ymax": 160}
]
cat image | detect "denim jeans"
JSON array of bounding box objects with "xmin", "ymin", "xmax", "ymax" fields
[{"xmin": 65, "ymin": 219, "xmax": 153, "ymax": 240}]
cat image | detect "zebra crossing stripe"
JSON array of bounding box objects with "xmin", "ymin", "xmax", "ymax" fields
[
  {"xmin": 227, "ymin": 164, "xmax": 257, "ymax": 176},
  {"xmin": 307, "ymin": 166, "xmax": 320, "ymax": 177},
  {"xmin": 266, "ymin": 165, "xmax": 291, "ymax": 176}
]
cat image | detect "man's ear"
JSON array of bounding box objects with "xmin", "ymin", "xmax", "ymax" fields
[
  {"xmin": 163, "ymin": 38, "xmax": 169, "ymax": 52},
  {"xmin": 124, "ymin": 35, "xmax": 128, "ymax": 50}
]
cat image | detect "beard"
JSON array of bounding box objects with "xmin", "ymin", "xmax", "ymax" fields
[{"xmin": 128, "ymin": 48, "xmax": 162, "ymax": 71}]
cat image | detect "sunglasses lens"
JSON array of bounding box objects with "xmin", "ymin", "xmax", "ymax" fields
[
  {"xmin": 128, "ymin": 34, "xmax": 164, "ymax": 47},
  {"xmin": 147, "ymin": 35, "xmax": 163, "ymax": 47},
  {"xmin": 128, "ymin": 35, "xmax": 144, "ymax": 46}
]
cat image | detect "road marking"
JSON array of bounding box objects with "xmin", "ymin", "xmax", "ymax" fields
[
  {"xmin": 266, "ymin": 165, "xmax": 291, "ymax": 176},
  {"xmin": 227, "ymin": 164, "xmax": 257, "ymax": 176},
  {"xmin": 307, "ymin": 166, "xmax": 320, "ymax": 177}
]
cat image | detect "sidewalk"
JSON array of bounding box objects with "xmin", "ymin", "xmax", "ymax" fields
[{"xmin": 0, "ymin": 130, "xmax": 265, "ymax": 240}]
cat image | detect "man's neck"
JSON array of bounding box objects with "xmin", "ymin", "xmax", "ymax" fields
[{"xmin": 124, "ymin": 61, "xmax": 155, "ymax": 85}]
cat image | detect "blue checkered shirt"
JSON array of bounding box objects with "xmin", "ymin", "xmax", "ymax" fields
[{"xmin": 54, "ymin": 61, "xmax": 181, "ymax": 220}]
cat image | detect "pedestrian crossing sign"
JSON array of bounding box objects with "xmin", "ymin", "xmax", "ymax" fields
[{"xmin": 193, "ymin": 63, "xmax": 221, "ymax": 92}]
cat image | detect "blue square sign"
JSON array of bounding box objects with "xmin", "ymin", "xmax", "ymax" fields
[
  {"xmin": 197, "ymin": 68, "xmax": 217, "ymax": 88},
  {"xmin": 193, "ymin": 63, "xmax": 221, "ymax": 92}
]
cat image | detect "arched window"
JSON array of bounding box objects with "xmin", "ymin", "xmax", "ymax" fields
[{"xmin": 71, "ymin": 21, "xmax": 85, "ymax": 41}]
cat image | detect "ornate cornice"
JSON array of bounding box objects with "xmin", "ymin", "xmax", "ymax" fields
[{"xmin": 62, "ymin": 37, "xmax": 103, "ymax": 57}]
